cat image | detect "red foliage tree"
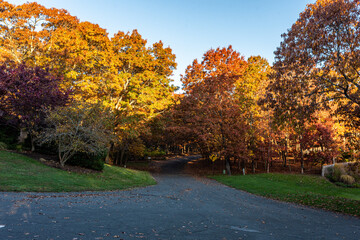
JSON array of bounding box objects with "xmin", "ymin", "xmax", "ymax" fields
[
  {"xmin": 301, "ymin": 121, "xmax": 339, "ymax": 167},
  {"xmin": 169, "ymin": 46, "xmax": 249, "ymax": 175},
  {"xmin": 268, "ymin": 0, "xmax": 360, "ymax": 133},
  {"xmin": 0, "ymin": 64, "xmax": 70, "ymax": 150}
]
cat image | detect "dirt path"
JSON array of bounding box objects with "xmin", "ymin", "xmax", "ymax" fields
[{"xmin": 0, "ymin": 156, "xmax": 359, "ymax": 239}]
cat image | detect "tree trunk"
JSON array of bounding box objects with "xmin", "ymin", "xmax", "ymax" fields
[
  {"xmin": 124, "ymin": 154, "xmax": 129, "ymax": 167},
  {"xmin": 30, "ymin": 133, "xmax": 35, "ymax": 152},
  {"xmin": 119, "ymin": 147, "xmax": 125, "ymax": 166},
  {"xmin": 300, "ymin": 144, "xmax": 304, "ymax": 174},
  {"xmin": 58, "ymin": 143, "xmax": 64, "ymax": 167},
  {"xmin": 284, "ymin": 135, "xmax": 289, "ymax": 167},
  {"xmin": 264, "ymin": 159, "xmax": 267, "ymax": 171},
  {"xmin": 225, "ymin": 157, "xmax": 231, "ymax": 175},
  {"xmin": 252, "ymin": 160, "xmax": 256, "ymax": 173},
  {"xmin": 18, "ymin": 128, "xmax": 28, "ymax": 143},
  {"xmin": 283, "ymin": 151, "xmax": 287, "ymax": 167},
  {"xmin": 105, "ymin": 143, "xmax": 114, "ymax": 164},
  {"xmin": 59, "ymin": 153, "xmax": 64, "ymax": 167},
  {"xmin": 267, "ymin": 139, "xmax": 271, "ymax": 174},
  {"xmin": 115, "ymin": 150, "xmax": 121, "ymax": 165}
]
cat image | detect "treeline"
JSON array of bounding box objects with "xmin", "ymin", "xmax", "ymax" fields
[
  {"xmin": 1, "ymin": 0, "xmax": 359, "ymax": 174},
  {"xmin": 155, "ymin": 0, "xmax": 360, "ymax": 175},
  {"xmin": 161, "ymin": 47, "xmax": 341, "ymax": 175}
]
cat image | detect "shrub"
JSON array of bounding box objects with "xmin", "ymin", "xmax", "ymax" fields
[
  {"xmin": 0, "ymin": 125, "xmax": 19, "ymax": 150},
  {"xmin": 332, "ymin": 164, "xmax": 346, "ymax": 182},
  {"xmin": 144, "ymin": 148, "xmax": 166, "ymax": 158},
  {"xmin": 128, "ymin": 140, "xmax": 145, "ymax": 159},
  {"xmin": 67, "ymin": 151, "xmax": 106, "ymax": 171},
  {"xmin": 0, "ymin": 142, "xmax": 7, "ymax": 150},
  {"xmin": 35, "ymin": 141, "xmax": 58, "ymax": 155},
  {"xmin": 347, "ymin": 162, "xmax": 360, "ymax": 180},
  {"xmin": 39, "ymin": 102, "xmax": 113, "ymax": 167},
  {"xmin": 340, "ymin": 174, "xmax": 355, "ymax": 185}
]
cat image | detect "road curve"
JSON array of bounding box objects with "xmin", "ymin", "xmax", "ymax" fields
[{"xmin": 0, "ymin": 156, "xmax": 359, "ymax": 239}]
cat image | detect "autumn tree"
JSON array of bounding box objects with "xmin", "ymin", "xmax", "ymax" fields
[
  {"xmin": 108, "ymin": 30, "xmax": 176, "ymax": 117},
  {"xmin": 270, "ymin": 0, "xmax": 360, "ymax": 129},
  {"xmin": 264, "ymin": 0, "xmax": 360, "ymax": 172},
  {"xmin": 301, "ymin": 121, "xmax": 339, "ymax": 167},
  {"xmin": 0, "ymin": 1, "xmax": 79, "ymax": 65},
  {"xmin": 240, "ymin": 56, "xmax": 272, "ymax": 172},
  {"xmin": 102, "ymin": 30, "xmax": 177, "ymax": 160},
  {"xmin": 0, "ymin": 1, "xmax": 112, "ymax": 99},
  {"xmin": 0, "ymin": 64, "xmax": 70, "ymax": 151},
  {"xmin": 40, "ymin": 102, "xmax": 113, "ymax": 167},
  {"xmin": 170, "ymin": 46, "xmax": 250, "ymax": 175},
  {"xmin": 44, "ymin": 21, "xmax": 114, "ymax": 98}
]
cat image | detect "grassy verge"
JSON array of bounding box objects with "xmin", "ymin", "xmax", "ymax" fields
[
  {"xmin": 211, "ymin": 173, "xmax": 360, "ymax": 216},
  {"xmin": 0, "ymin": 151, "xmax": 156, "ymax": 192}
]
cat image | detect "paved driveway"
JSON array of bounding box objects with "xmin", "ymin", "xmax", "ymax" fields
[{"xmin": 0, "ymin": 156, "xmax": 359, "ymax": 239}]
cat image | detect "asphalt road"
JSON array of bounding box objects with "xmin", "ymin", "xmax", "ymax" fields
[{"xmin": 0, "ymin": 156, "xmax": 359, "ymax": 240}]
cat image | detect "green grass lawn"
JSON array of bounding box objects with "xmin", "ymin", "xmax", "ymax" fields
[
  {"xmin": 0, "ymin": 151, "xmax": 156, "ymax": 192},
  {"xmin": 211, "ymin": 173, "xmax": 360, "ymax": 216}
]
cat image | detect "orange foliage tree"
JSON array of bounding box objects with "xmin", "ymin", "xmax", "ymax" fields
[
  {"xmin": 269, "ymin": 0, "xmax": 360, "ymax": 136},
  {"xmin": 0, "ymin": 1, "xmax": 78, "ymax": 65},
  {"xmin": 170, "ymin": 46, "xmax": 256, "ymax": 175},
  {"xmin": 264, "ymin": 0, "xmax": 360, "ymax": 170}
]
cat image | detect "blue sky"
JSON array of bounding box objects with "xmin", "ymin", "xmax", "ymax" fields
[{"xmin": 9, "ymin": 0, "xmax": 315, "ymax": 89}]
